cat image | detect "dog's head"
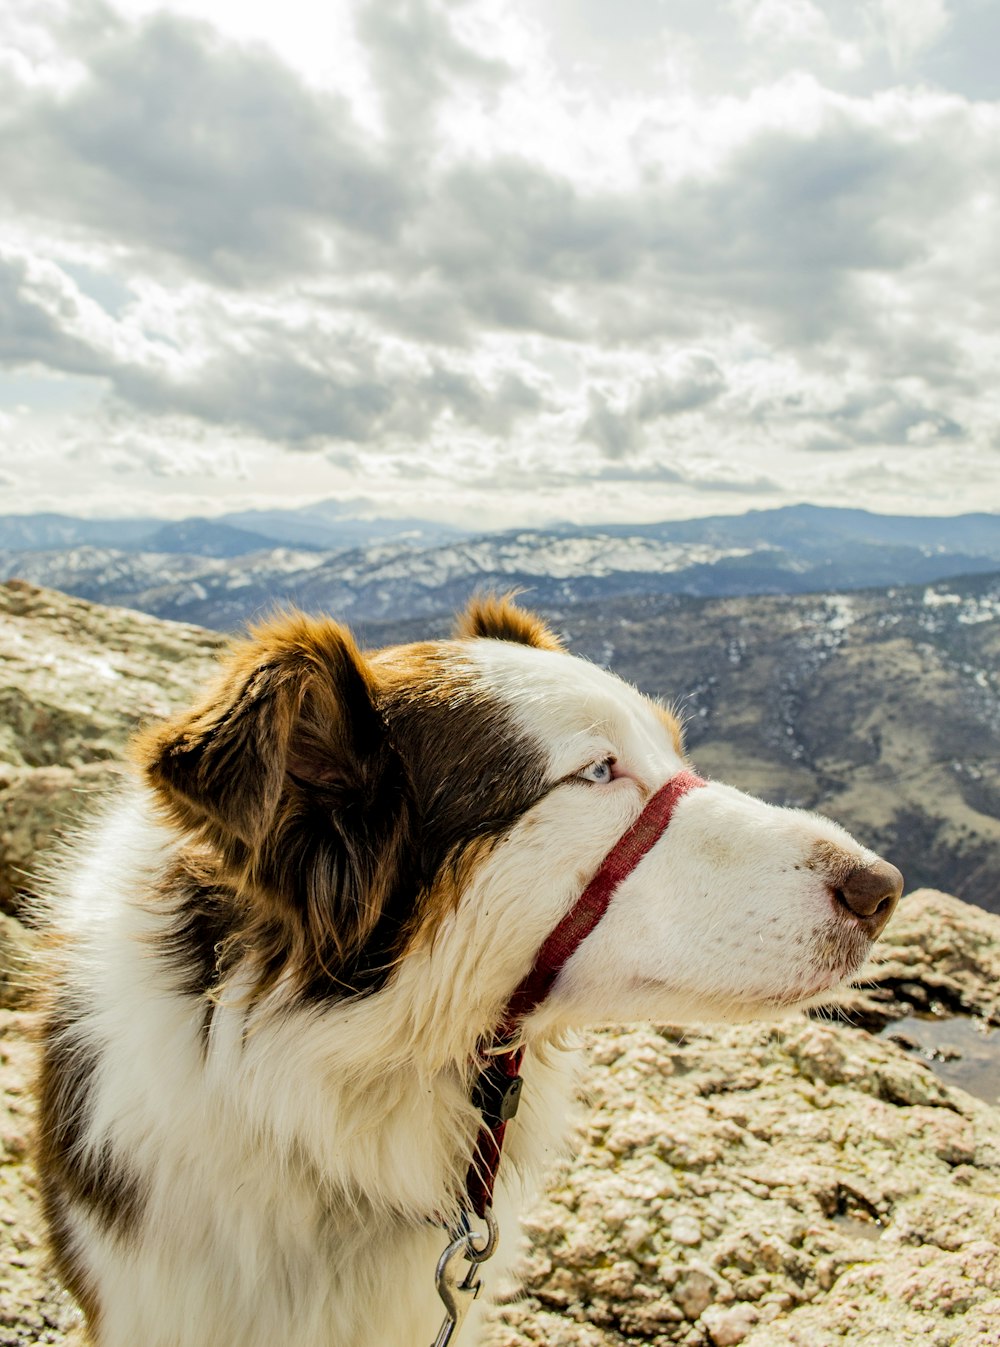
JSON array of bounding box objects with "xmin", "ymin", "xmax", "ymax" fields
[{"xmin": 136, "ymin": 596, "xmax": 901, "ymax": 1030}]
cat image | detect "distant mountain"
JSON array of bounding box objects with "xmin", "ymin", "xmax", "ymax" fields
[
  {"xmin": 216, "ymin": 504, "xmax": 466, "ymax": 551},
  {"xmin": 604, "ymin": 503, "xmax": 1000, "ymax": 555},
  {"xmin": 1, "ymin": 505, "xmax": 998, "ymax": 630},
  {"xmin": 0, "ymin": 512, "xmax": 159, "ymax": 550},
  {"xmin": 141, "ymin": 518, "xmax": 279, "ymax": 558},
  {"xmin": 0, "ymin": 545, "xmax": 326, "ymax": 629},
  {"xmin": 0, "ymin": 502, "xmax": 465, "ymax": 555},
  {"xmin": 2, "ymin": 570, "xmax": 997, "ymax": 915},
  {"xmin": 362, "ymin": 570, "xmax": 1000, "ymax": 914}
]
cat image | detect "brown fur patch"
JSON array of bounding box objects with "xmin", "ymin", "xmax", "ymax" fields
[
  {"xmin": 36, "ymin": 1001, "xmax": 148, "ymax": 1295},
  {"xmin": 133, "ymin": 612, "xmax": 415, "ymax": 998},
  {"xmin": 33, "ymin": 973, "xmax": 103, "ymax": 1331},
  {"xmin": 454, "ymin": 593, "xmax": 564, "ymax": 652},
  {"xmin": 42, "ymin": 1185, "xmax": 102, "ymax": 1335},
  {"xmin": 147, "ymin": 850, "xmax": 245, "ymax": 1030},
  {"xmin": 366, "ymin": 642, "xmax": 550, "ymax": 968},
  {"xmin": 399, "ymin": 834, "xmax": 497, "ymax": 957},
  {"xmin": 651, "ymin": 700, "xmax": 686, "ymax": 758},
  {"xmin": 806, "ymin": 839, "xmax": 862, "ymax": 888},
  {"xmin": 133, "ymin": 616, "xmax": 549, "ymax": 1001}
]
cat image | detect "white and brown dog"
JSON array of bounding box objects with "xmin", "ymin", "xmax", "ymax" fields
[{"xmin": 36, "ymin": 596, "xmax": 902, "ymax": 1347}]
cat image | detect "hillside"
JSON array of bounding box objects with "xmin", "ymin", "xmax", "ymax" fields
[
  {"xmin": 365, "ymin": 573, "xmax": 1000, "ymax": 913},
  {"xmin": 1, "ymin": 576, "xmax": 997, "ymax": 917},
  {"xmin": 0, "ymin": 580, "xmax": 224, "ymax": 913},
  {"xmin": 2, "ymin": 579, "xmax": 1000, "ymax": 1345}
]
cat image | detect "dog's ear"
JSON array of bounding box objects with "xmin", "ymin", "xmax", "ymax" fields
[
  {"xmin": 136, "ymin": 612, "xmax": 389, "ymax": 850},
  {"xmin": 137, "ymin": 612, "xmax": 412, "ymax": 984},
  {"xmin": 454, "ymin": 592, "xmax": 563, "ymax": 652}
]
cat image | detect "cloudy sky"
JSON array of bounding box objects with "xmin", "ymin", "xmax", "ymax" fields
[{"xmin": 1, "ymin": 0, "xmax": 998, "ymax": 527}]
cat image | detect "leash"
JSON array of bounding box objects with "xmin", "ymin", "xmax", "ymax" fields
[
  {"xmin": 430, "ymin": 1209, "xmax": 498, "ymax": 1347},
  {"xmin": 429, "ymin": 770, "xmax": 707, "ymax": 1346}
]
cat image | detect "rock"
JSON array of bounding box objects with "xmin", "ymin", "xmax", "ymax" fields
[
  {"xmin": 0, "ymin": 915, "xmax": 35, "ymax": 1011},
  {"xmin": 3, "ymin": 579, "xmax": 1000, "ymax": 1344},
  {"xmin": 0, "ymin": 581, "xmax": 223, "ymax": 915},
  {"xmin": 0, "ymin": 1010, "xmax": 86, "ymax": 1346},
  {"xmin": 483, "ymin": 1012, "xmax": 1000, "ymax": 1346},
  {"xmin": 702, "ymin": 1303, "xmax": 760, "ymax": 1345},
  {"xmin": 0, "ymin": 763, "xmax": 125, "ymax": 912},
  {"xmin": 670, "ymin": 1216, "xmax": 702, "ymax": 1248},
  {"xmin": 674, "ymin": 1268, "xmax": 716, "ymax": 1320},
  {"xmin": 832, "ymin": 888, "xmax": 1000, "ymax": 1027}
]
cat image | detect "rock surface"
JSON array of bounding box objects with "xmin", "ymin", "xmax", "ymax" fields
[
  {"xmin": 0, "ymin": 580, "xmax": 223, "ymax": 914},
  {"xmin": 2, "ymin": 899, "xmax": 1000, "ymax": 1344},
  {"xmin": 0, "ymin": 918, "xmax": 32, "ymax": 1013},
  {"xmin": 2, "ymin": 580, "xmax": 999, "ymax": 1344},
  {"xmin": 0, "ymin": 1010, "xmax": 84, "ymax": 1346},
  {"xmin": 482, "ymin": 1015, "xmax": 1000, "ymax": 1347},
  {"xmin": 839, "ymin": 888, "xmax": 1000, "ymax": 1030}
]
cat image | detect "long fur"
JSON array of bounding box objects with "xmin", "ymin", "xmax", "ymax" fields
[{"xmin": 34, "ymin": 596, "xmax": 901, "ymax": 1346}]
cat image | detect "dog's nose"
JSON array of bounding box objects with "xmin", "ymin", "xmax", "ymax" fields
[{"xmin": 834, "ymin": 859, "xmax": 903, "ymax": 938}]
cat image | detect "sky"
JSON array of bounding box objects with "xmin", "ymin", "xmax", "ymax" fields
[{"xmin": 1, "ymin": 0, "xmax": 999, "ymax": 528}]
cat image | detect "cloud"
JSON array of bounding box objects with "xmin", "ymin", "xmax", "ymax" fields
[
  {"xmin": 877, "ymin": 0, "xmax": 951, "ymax": 71},
  {"xmin": 635, "ymin": 352, "xmax": 727, "ymax": 420},
  {"xmin": 137, "ymin": 337, "xmax": 549, "ymax": 445},
  {"xmin": 729, "ymin": 0, "xmax": 861, "ymax": 70},
  {"xmin": 0, "ymin": 250, "xmax": 113, "ymax": 376},
  {"xmin": 1, "ymin": 0, "xmax": 999, "ymax": 525},
  {"xmin": 362, "ymin": 80, "xmax": 997, "ymax": 365},
  {"xmin": 581, "ymin": 351, "xmax": 727, "ymax": 458},
  {"xmin": 825, "ymin": 385, "xmax": 964, "ymax": 447},
  {"xmin": 117, "ymin": 337, "xmax": 394, "ymax": 443},
  {"xmin": 588, "ymin": 459, "xmax": 779, "ymax": 494},
  {"xmin": 581, "ymin": 390, "xmax": 637, "ymax": 460},
  {"xmin": 0, "ymin": 7, "xmax": 410, "ymax": 286},
  {"xmin": 356, "ymin": 0, "xmax": 510, "ymax": 148},
  {"xmin": 0, "ymin": 248, "xmax": 551, "ymax": 444},
  {"xmin": 4, "ymin": 6, "xmax": 995, "ymax": 361}
]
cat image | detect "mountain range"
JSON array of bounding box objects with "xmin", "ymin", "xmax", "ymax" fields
[
  {"xmin": 2, "ymin": 503, "xmax": 999, "ymax": 630},
  {"xmin": 3, "ymin": 570, "xmax": 999, "ymax": 1347},
  {"xmin": 2, "ymin": 567, "xmax": 997, "ymax": 914},
  {"xmin": 366, "ymin": 571, "xmax": 1000, "ymax": 911},
  {"xmin": 0, "ymin": 499, "xmax": 463, "ymax": 555}
]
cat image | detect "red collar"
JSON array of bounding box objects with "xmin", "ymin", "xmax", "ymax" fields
[{"xmin": 466, "ymin": 770, "xmax": 707, "ymax": 1217}]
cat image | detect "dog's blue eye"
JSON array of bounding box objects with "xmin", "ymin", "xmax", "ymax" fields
[{"xmin": 579, "ymin": 757, "xmax": 615, "ymax": 784}]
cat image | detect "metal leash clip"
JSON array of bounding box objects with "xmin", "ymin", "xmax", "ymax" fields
[{"xmin": 430, "ymin": 1207, "xmax": 499, "ymax": 1347}]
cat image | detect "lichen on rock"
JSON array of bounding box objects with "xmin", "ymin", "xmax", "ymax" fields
[
  {"xmin": 0, "ymin": 580, "xmax": 223, "ymax": 916},
  {"xmin": 482, "ymin": 1016, "xmax": 1000, "ymax": 1347}
]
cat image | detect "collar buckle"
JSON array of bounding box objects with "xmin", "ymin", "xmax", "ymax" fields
[{"xmin": 471, "ymin": 1060, "xmax": 523, "ymax": 1126}]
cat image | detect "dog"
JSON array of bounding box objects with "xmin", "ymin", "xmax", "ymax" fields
[{"xmin": 35, "ymin": 595, "xmax": 902, "ymax": 1347}]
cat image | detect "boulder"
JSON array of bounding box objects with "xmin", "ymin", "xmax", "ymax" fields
[
  {"xmin": 0, "ymin": 916, "xmax": 33, "ymax": 1012},
  {"xmin": 0, "ymin": 580, "xmax": 222, "ymax": 915},
  {"xmin": 483, "ymin": 1013, "xmax": 1000, "ymax": 1346},
  {"xmin": 836, "ymin": 888, "xmax": 1000, "ymax": 1027}
]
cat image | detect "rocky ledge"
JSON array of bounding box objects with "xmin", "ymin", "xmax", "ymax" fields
[
  {"xmin": 1, "ymin": 890, "xmax": 998, "ymax": 1346},
  {"xmin": 484, "ymin": 1014, "xmax": 1000, "ymax": 1347},
  {"xmin": 0, "ymin": 579, "xmax": 223, "ymax": 916},
  {"xmin": 1, "ymin": 581, "xmax": 998, "ymax": 1345}
]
